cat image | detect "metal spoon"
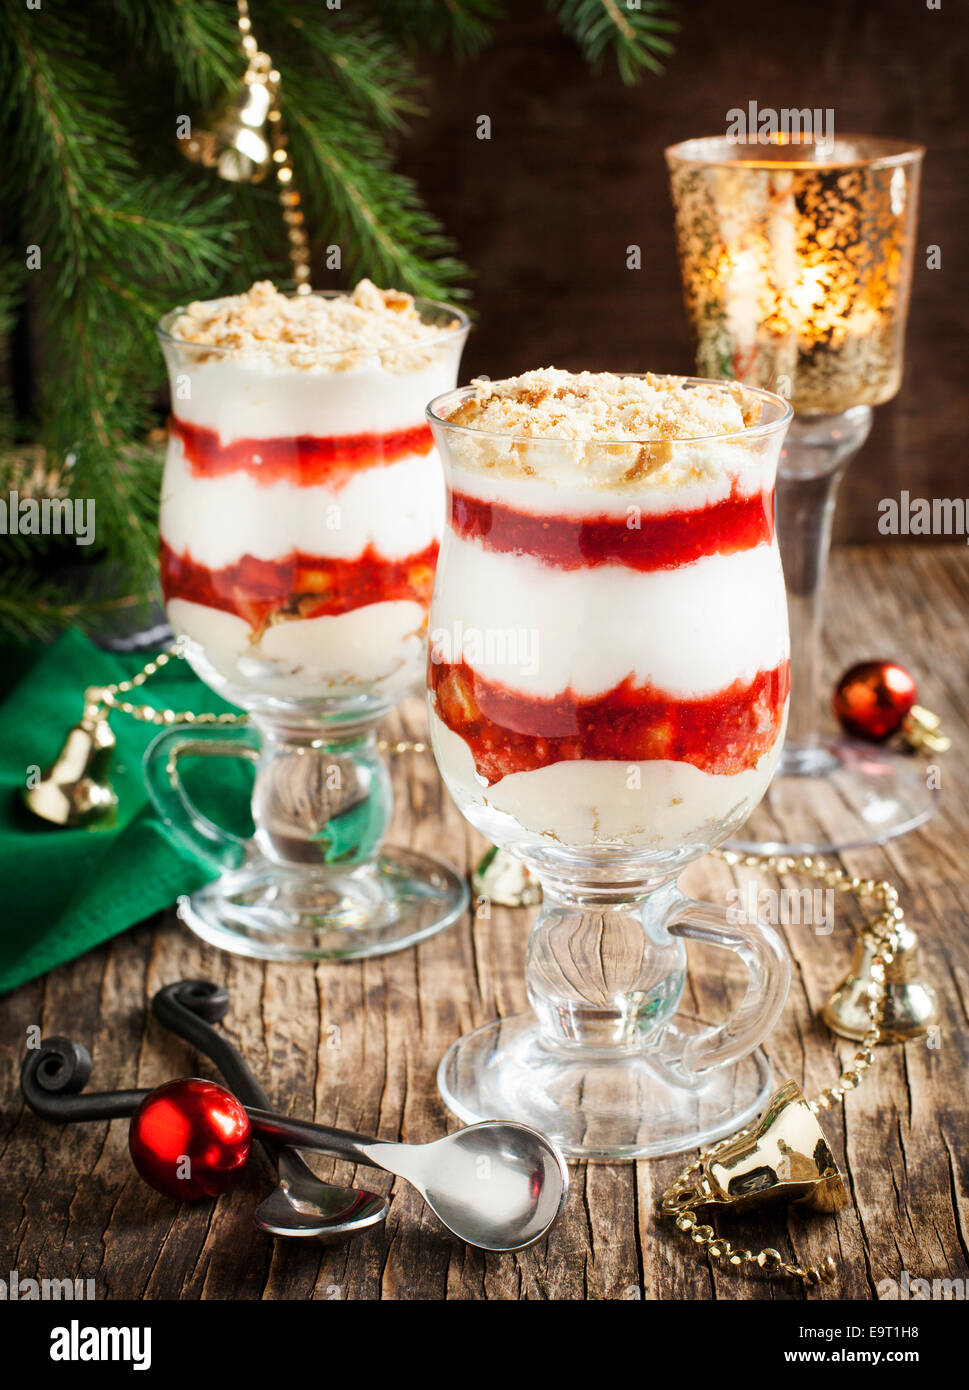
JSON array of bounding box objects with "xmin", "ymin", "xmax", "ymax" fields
[
  {"xmin": 21, "ymin": 1029, "xmax": 568, "ymax": 1250},
  {"xmin": 246, "ymin": 1107, "xmax": 569, "ymax": 1251},
  {"xmin": 151, "ymin": 981, "xmax": 387, "ymax": 1239}
]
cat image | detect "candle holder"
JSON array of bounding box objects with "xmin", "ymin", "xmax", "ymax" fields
[{"xmin": 667, "ymin": 135, "xmax": 928, "ymax": 853}]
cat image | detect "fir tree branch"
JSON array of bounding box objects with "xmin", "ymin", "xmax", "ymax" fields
[
  {"xmin": 0, "ymin": 1, "xmax": 235, "ymax": 600},
  {"xmin": 269, "ymin": 7, "xmax": 426, "ymax": 133},
  {"xmin": 284, "ymin": 82, "xmax": 466, "ymax": 301},
  {"xmin": 109, "ymin": 0, "xmax": 241, "ymax": 105},
  {"xmin": 549, "ymin": 0, "xmax": 678, "ymax": 81},
  {"xmin": 0, "ymin": 572, "xmax": 159, "ymax": 643},
  {"xmin": 0, "ymin": 253, "xmax": 20, "ymax": 448}
]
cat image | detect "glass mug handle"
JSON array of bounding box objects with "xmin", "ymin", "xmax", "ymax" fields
[
  {"xmin": 144, "ymin": 726, "xmax": 261, "ymax": 873},
  {"xmin": 650, "ymin": 889, "xmax": 791, "ymax": 1085}
]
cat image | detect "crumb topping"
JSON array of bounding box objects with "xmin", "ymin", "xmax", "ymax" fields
[
  {"xmin": 438, "ymin": 369, "xmax": 779, "ymax": 490},
  {"xmin": 168, "ymin": 279, "xmax": 460, "ymax": 371},
  {"xmin": 445, "ymin": 368, "xmax": 763, "ymax": 441}
]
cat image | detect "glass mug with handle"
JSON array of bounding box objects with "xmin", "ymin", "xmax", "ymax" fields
[
  {"xmin": 425, "ymin": 369, "xmax": 793, "ymax": 1158},
  {"xmin": 145, "ymin": 283, "xmax": 470, "ymax": 961}
]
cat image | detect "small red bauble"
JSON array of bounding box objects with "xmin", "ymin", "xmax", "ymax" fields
[
  {"xmin": 128, "ymin": 1078, "xmax": 251, "ymax": 1201},
  {"xmin": 833, "ymin": 660, "xmax": 917, "ymax": 742}
]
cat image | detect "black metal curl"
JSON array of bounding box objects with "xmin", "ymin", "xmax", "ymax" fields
[
  {"xmin": 152, "ymin": 980, "xmax": 271, "ymax": 1109},
  {"xmin": 160, "ymin": 979, "xmax": 231, "ymax": 1025},
  {"xmin": 21, "ymin": 1037, "xmax": 148, "ymax": 1123},
  {"xmin": 21, "ymin": 980, "xmax": 267, "ymax": 1130},
  {"xmin": 31, "ymin": 1035, "xmax": 92, "ymax": 1094}
]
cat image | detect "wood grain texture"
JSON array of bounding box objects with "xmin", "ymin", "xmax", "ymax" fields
[{"xmin": 2, "ymin": 544, "xmax": 967, "ymax": 1301}]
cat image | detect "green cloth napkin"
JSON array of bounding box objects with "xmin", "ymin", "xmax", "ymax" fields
[{"xmin": 0, "ymin": 629, "xmax": 252, "ymax": 995}]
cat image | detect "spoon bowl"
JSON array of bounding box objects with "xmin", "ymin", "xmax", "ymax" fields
[
  {"xmin": 255, "ymin": 1172, "xmax": 388, "ymax": 1238},
  {"xmin": 247, "ymin": 1105, "xmax": 570, "ymax": 1251},
  {"xmin": 409, "ymin": 1122, "xmax": 569, "ymax": 1251}
]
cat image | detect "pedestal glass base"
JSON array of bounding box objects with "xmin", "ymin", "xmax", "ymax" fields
[
  {"xmin": 729, "ymin": 737, "xmax": 939, "ymax": 854},
  {"xmin": 438, "ymin": 1014, "xmax": 772, "ymax": 1160},
  {"xmin": 177, "ymin": 846, "xmax": 468, "ymax": 962}
]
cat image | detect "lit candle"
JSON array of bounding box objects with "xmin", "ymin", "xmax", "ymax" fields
[{"xmin": 666, "ymin": 138, "xmax": 922, "ymax": 413}]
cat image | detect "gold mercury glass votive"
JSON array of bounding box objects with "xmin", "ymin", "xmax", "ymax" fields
[{"xmin": 666, "ymin": 135, "xmax": 923, "ymax": 414}]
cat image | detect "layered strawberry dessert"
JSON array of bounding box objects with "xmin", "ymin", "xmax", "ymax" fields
[
  {"xmin": 158, "ymin": 280, "xmax": 466, "ymax": 706},
  {"xmin": 426, "ymin": 369, "xmax": 790, "ymax": 853}
]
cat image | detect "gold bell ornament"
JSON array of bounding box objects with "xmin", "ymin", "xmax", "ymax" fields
[
  {"xmin": 661, "ymin": 1081, "xmax": 847, "ymax": 1285},
  {"xmin": 661, "ymin": 851, "xmax": 933, "ymax": 1286},
  {"xmin": 23, "ymin": 688, "xmax": 117, "ymax": 829},
  {"xmin": 182, "ymin": 50, "xmax": 278, "ymax": 185},
  {"xmin": 823, "ymin": 921, "xmax": 938, "ymax": 1042},
  {"xmin": 694, "ymin": 1081, "xmax": 848, "ymax": 1214},
  {"xmin": 21, "ymin": 647, "xmax": 249, "ymax": 832},
  {"xmin": 179, "ymin": 0, "xmax": 312, "ymax": 292}
]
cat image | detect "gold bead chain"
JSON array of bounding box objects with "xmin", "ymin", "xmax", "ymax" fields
[
  {"xmin": 90, "ymin": 644, "xmax": 242, "ymax": 727},
  {"xmin": 236, "ymin": 0, "xmax": 312, "ymax": 293},
  {"xmin": 90, "ymin": 642, "xmax": 426, "ymax": 755}
]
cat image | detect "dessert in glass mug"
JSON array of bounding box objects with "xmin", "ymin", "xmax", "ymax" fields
[
  {"xmin": 426, "ymin": 368, "xmax": 794, "ymax": 1158},
  {"xmin": 428, "ymin": 368, "xmax": 790, "ymax": 870},
  {"xmin": 146, "ymin": 281, "xmax": 470, "ymax": 961}
]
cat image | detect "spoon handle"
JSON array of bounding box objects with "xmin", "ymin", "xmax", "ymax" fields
[
  {"xmin": 152, "ymin": 981, "xmax": 372, "ymax": 1199},
  {"xmin": 152, "ymin": 981, "xmax": 286, "ymax": 1164},
  {"xmin": 21, "ymin": 1037, "xmax": 392, "ymax": 1176},
  {"xmin": 21, "ymin": 1037, "xmax": 149, "ymax": 1122},
  {"xmin": 245, "ymin": 1106, "xmax": 393, "ymax": 1173}
]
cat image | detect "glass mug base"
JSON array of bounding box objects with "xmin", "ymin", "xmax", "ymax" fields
[
  {"xmin": 438, "ymin": 1015, "xmax": 772, "ymax": 1160},
  {"xmin": 176, "ymin": 846, "xmax": 468, "ymax": 962},
  {"xmin": 145, "ymin": 719, "xmax": 469, "ymax": 963},
  {"xmin": 728, "ymin": 736, "xmax": 939, "ymax": 855}
]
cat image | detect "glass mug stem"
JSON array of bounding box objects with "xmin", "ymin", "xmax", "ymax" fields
[
  {"xmin": 144, "ymin": 717, "xmax": 467, "ymax": 961},
  {"xmin": 252, "ymin": 721, "xmax": 391, "ymax": 869},
  {"xmin": 144, "ymin": 718, "xmax": 392, "ymax": 875},
  {"xmin": 526, "ymin": 878, "xmax": 790, "ymax": 1080}
]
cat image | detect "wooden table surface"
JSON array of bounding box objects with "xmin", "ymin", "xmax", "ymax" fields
[{"xmin": 3, "ymin": 544, "xmax": 968, "ymax": 1302}]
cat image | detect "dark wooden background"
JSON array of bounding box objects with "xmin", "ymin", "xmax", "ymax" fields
[{"xmin": 389, "ymin": 0, "xmax": 967, "ymax": 543}]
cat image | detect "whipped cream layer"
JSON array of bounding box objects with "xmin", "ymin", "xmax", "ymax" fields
[
  {"xmin": 448, "ymin": 452, "xmax": 775, "ymax": 517},
  {"xmin": 170, "ymin": 598, "xmax": 427, "ymax": 703},
  {"xmin": 427, "ymin": 367, "xmax": 789, "ymax": 850},
  {"xmin": 170, "ymin": 355, "xmax": 458, "ymax": 441},
  {"xmin": 161, "ymin": 443, "xmax": 443, "ymax": 570},
  {"xmin": 430, "ymin": 534, "xmax": 787, "ymax": 699},
  {"xmin": 159, "ymin": 280, "xmax": 465, "ymax": 705}
]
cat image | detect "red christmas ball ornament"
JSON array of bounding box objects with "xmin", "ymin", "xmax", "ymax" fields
[
  {"xmin": 128, "ymin": 1078, "xmax": 251, "ymax": 1201},
  {"xmin": 833, "ymin": 660, "xmax": 917, "ymax": 741}
]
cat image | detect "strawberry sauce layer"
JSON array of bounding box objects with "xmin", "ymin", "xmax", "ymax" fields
[
  {"xmin": 161, "ymin": 540, "xmax": 438, "ymax": 630},
  {"xmin": 448, "ymin": 484, "xmax": 773, "ymax": 572},
  {"xmin": 171, "ymin": 417, "xmax": 434, "ymax": 489},
  {"xmin": 429, "ymin": 659, "xmax": 790, "ymax": 783}
]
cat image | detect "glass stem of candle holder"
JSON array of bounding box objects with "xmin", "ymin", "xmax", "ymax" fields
[{"xmin": 775, "ymin": 405, "xmax": 873, "ymax": 774}]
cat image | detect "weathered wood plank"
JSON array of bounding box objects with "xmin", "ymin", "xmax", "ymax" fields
[{"xmin": 2, "ymin": 544, "xmax": 967, "ymax": 1300}]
